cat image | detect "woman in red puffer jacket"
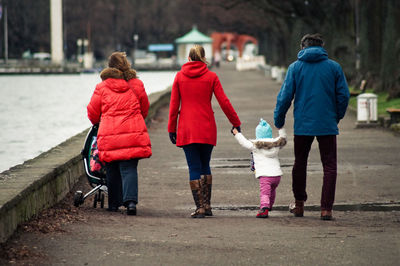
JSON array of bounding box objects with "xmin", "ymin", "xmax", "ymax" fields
[
  {"xmin": 168, "ymin": 45, "xmax": 241, "ymax": 218},
  {"xmin": 87, "ymin": 52, "xmax": 151, "ymax": 215}
]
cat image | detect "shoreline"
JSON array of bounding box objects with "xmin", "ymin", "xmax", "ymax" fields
[{"xmin": 0, "ymin": 84, "xmax": 173, "ymax": 174}]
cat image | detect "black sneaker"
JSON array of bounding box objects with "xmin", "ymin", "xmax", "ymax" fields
[
  {"xmin": 107, "ymin": 206, "xmax": 119, "ymax": 212},
  {"xmin": 127, "ymin": 201, "xmax": 137, "ymax": 216}
]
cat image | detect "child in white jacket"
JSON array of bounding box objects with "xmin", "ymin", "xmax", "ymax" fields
[{"xmin": 232, "ymin": 118, "xmax": 287, "ymax": 218}]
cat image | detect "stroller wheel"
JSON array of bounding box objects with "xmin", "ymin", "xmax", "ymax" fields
[
  {"xmin": 93, "ymin": 193, "xmax": 98, "ymax": 208},
  {"xmin": 100, "ymin": 193, "xmax": 105, "ymax": 209},
  {"xmin": 74, "ymin": 191, "xmax": 83, "ymax": 207}
]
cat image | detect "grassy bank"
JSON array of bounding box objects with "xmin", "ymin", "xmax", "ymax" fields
[{"xmin": 349, "ymin": 88, "xmax": 400, "ymax": 117}]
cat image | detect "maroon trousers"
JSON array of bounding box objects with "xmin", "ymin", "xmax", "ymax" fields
[{"xmin": 292, "ymin": 135, "xmax": 337, "ymax": 211}]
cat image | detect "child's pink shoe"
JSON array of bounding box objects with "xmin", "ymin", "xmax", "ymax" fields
[{"xmin": 256, "ymin": 207, "xmax": 269, "ymax": 218}]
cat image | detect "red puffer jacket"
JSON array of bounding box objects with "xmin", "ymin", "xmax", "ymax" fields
[
  {"xmin": 87, "ymin": 68, "xmax": 152, "ymax": 162},
  {"xmin": 168, "ymin": 61, "xmax": 241, "ymax": 146}
]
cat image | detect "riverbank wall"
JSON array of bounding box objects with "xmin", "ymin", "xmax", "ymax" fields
[{"xmin": 0, "ymin": 87, "xmax": 171, "ymax": 243}]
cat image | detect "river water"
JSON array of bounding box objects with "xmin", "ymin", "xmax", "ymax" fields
[{"xmin": 0, "ymin": 71, "xmax": 177, "ymax": 173}]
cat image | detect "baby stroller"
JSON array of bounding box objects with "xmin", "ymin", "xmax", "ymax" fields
[{"xmin": 74, "ymin": 124, "xmax": 107, "ymax": 208}]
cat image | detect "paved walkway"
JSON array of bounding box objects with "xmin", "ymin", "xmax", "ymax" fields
[{"xmin": 2, "ymin": 64, "xmax": 400, "ymax": 265}]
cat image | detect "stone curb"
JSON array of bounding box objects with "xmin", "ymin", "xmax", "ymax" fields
[{"xmin": 0, "ymin": 86, "xmax": 172, "ymax": 243}]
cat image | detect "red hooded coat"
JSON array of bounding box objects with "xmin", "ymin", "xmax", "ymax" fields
[
  {"xmin": 168, "ymin": 61, "xmax": 241, "ymax": 146},
  {"xmin": 87, "ymin": 69, "xmax": 152, "ymax": 162}
]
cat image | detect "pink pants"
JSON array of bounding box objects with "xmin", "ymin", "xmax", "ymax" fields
[{"xmin": 259, "ymin": 176, "xmax": 281, "ymax": 209}]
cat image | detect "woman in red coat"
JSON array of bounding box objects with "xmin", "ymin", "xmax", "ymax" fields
[
  {"xmin": 87, "ymin": 52, "xmax": 151, "ymax": 215},
  {"xmin": 168, "ymin": 45, "xmax": 241, "ymax": 218}
]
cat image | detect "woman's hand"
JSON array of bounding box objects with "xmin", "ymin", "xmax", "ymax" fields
[
  {"xmin": 231, "ymin": 126, "xmax": 241, "ymax": 135},
  {"xmin": 169, "ymin": 132, "xmax": 177, "ymax": 144}
]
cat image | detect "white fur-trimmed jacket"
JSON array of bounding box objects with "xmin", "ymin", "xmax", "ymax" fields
[{"xmin": 234, "ymin": 129, "xmax": 287, "ymax": 178}]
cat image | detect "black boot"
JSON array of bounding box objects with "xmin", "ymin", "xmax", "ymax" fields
[
  {"xmin": 189, "ymin": 180, "xmax": 205, "ymax": 218},
  {"xmin": 201, "ymin": 175, "xmax": 213, "ymax": 216}
]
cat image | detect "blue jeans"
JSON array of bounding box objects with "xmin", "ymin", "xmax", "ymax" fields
[
  {"xmin": 182, "ymin": 144, "xmax": 213, "ymax": 181},
  {"xmin": 105, "ymin": 159, "xmax": 139, "ymax": 207}
]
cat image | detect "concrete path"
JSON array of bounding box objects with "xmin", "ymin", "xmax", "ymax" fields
[{"xmin": 2, "ymin": 64, "xmax": 400, "ymax": 265}]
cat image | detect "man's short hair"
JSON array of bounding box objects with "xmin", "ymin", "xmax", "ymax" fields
[{"xmin": 300, "ymin": 33, "xmax": 324, "ymax": 49}]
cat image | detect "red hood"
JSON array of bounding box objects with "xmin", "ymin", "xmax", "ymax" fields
[
  {"xmin": 104, "ymin": 78, "xmax": 130, "ymax": 93},
  {"xmin": 181, "ymin": 61, "xmax": 208, "ymax": 78}
]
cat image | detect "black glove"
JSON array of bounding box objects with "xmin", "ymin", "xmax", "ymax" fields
[
  {"xmin": 169, "ymin": 132, "xmax": 177, "ymax": 144},
  {"xmin": 231, "ymin": 126, "xmax": 241, "ymax": 135}
]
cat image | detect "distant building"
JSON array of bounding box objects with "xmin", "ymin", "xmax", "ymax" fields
[{"xmin": 175, "ymin": 26, "xmax": 212, "ymax": 66}]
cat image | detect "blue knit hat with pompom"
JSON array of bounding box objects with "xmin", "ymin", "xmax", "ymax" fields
[{"xmin": 255, "ymin": 118, "xmax": 272, "ymax": 139}]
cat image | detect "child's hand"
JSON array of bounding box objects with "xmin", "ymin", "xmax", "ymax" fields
[{"xmin": 231, "ymin": 126, "xmax": 240, "ymax": 135}]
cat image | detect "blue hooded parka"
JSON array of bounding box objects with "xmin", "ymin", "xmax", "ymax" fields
[{"xmin": 274, "ymin": 46, "xmax": 350, "ymax": 135}]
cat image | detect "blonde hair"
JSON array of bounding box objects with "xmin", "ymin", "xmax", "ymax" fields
[{"xmin": 189, "ymin": 45, "xmax": 208, "ymax": 64}]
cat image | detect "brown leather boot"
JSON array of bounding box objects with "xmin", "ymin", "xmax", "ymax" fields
[
  {"xmin": 321, "ymin": 209, "xmax": 333, "ymax": 220},
  {"xmin": 189, "ymin": 180, "xmax": 205, "ymax": 218},
  {"xmin": 289, "ymin": 200, "xmax": 304, "ymax": 217},
  {"xmin": 201, "ymin": 175, "xmax": 213, "ymax": 216}
]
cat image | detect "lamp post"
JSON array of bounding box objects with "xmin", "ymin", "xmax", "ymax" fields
[
  {"xmin": 133, "ymin": 34, "xmax": 139, "ymax": 67},
  {"xmin": 83, "ymin": 39, "xmax": 89, "ymax": 54},
  {"xmin": 77, "ymin": 38, "xmax": 83, "ymax": 65}
]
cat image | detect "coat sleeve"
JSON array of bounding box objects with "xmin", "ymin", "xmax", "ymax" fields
[
  {"xmin": 234, "ymin": 133, "xmax": 255, "ymax": 150},
  {"xmin": 167, "ymin": 74, "xmax": 181, "ymax": 133},
  {"xmin": 87, "ymin": 84, "xmax": 102, "ymax": 125},
  {"xmin": 278, "ymin": 128, "xmax": 287, "ymax": 139},
  {"xmin": 335, "ymin": 66, "xmax": 350, "ymax": 123},
  {"xmin": 277, "ymin": 128, "xmax": 287, "ymax": 149},
  {"xmin": 136, "ymin": 80, "xmax": 150, "ymax": 119},
  {"xmin": 213, "ymin": 76, "xmax": 241, "ymax": 127},
  {"xmin": 274, "ymin": 65, "xmax": 296, "ymax": 129}
]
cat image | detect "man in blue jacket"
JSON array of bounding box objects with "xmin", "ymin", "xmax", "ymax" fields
[{"xmin": 274, "ymin": 33, "xmax": 350, "ymax": 220}]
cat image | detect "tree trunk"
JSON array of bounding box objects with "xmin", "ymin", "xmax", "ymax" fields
[{"xmin": 379, "ymin": 0, "xmax": 400, "ymax": 98}]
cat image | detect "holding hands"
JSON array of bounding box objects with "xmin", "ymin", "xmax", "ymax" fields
[
  {"xmin": 231, "ymin": 126, "xmax": 241, "ymax": 135},
  {"xmin": 170, "ymin": 126, "xmax": 241, "ymax": 145}
]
